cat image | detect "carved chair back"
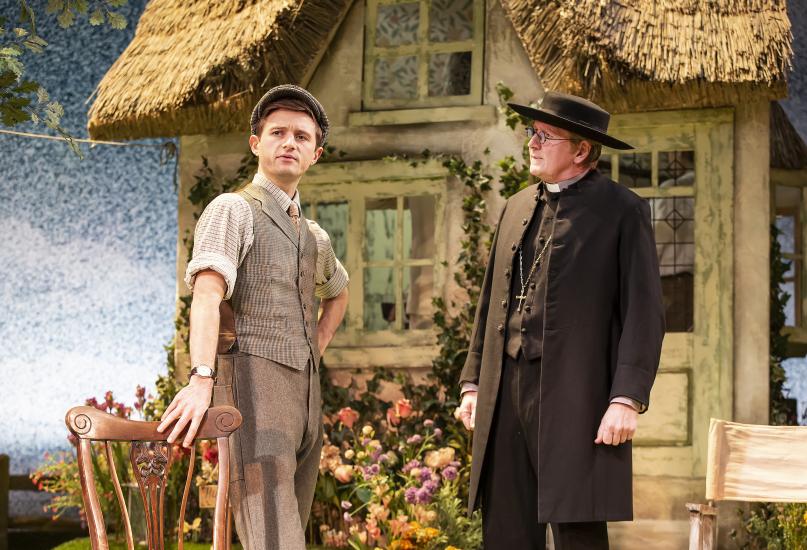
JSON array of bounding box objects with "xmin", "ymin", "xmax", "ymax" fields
[{"xmin": 65, "ymin": 405, "xmax": 242, "ymax": 550}]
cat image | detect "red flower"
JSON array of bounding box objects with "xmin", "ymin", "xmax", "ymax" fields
[
  {"xmin": 337, "ymin": 407, "xmax": 360, "ymax": 429},
  {"xmin": 203, "ymin": 446, "xmax": 219, "ymax": 466}
]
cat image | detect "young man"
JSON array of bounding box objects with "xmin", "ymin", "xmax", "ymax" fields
[
  {"xmin": 157, "ymin": 85, "xmax": 349, "ymax": 549},
  {"xmin": 455, "ymin": 92, "xmax": 665, "ymax": 549}
]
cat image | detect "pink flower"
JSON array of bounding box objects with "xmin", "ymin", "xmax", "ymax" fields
[
  {"xmin": 203, "ymin": 445, "xmax": 219, "ymax": 466},
  {"xmin": 336, "ymin": 407, "xmax": 359, "ymax": 429},
  {"xmin": 386, "ymin": 407, "xmax": 401, "ymax": 427}
]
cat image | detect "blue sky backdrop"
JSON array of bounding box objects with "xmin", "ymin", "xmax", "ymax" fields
[{"xmin": 0, "ymin": 0, "xmax": 177, "ymax": 483}]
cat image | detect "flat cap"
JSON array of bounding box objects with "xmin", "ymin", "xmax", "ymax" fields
[{"xmin": 250, "ymin": 84, "xmax": 329, "ymax": 145}]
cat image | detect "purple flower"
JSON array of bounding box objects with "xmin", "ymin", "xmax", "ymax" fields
[
  {"xmin": 449, "ymin": 460, "xmax": 461, "ymax": 468},
  {"xmin": 341, "ymin": 500, "xmax": 352, "ymax": 510},
  {"xmin": 422, "ymin": 479, "xmax": 439, "ymax": 494},
  {"xmin": 442, "ymin": 466, "xmax": 458, "ymax": 481},
  {"xmin": 362, "ymin": 464, "xmax": 381, "ymax": 480},
  {"xmin": 371, "ymin": 448, "xmax": 383, "ymax": 462},
  {"xmin": 420, "ymin": 467, "xmax": 435, "ymax": 482},
  {"xmin": 343, "ymin": 511, "xmax": 353, "ymax": 523},
  {"xmin": 402, "ymin": 459, "xmax": 421, "ymax": 474},
  {"xmin": 416, "ymin": 487, "xmax": 434, "ymax": 504},
  {"xmin": 406, "ymin": 434, "xmax": 423, "ymax": 445},
  {"xmin": 405, "ymin": 486, "xmax": 418, "ymax": 504}
]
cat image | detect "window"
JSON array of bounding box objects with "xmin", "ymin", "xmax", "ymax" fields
[
  {"xmin": 300, "ymin": 160, "xmax": 446, "ymax": 353},
  {"xmin": 363, "ymin": 0, "xmax": 484, "ymax": 110},
  {"xmin": 600, "ymin": 150, "xmax": 696, "ymax": 332},
  {"xmin": 775, "ymin": 185, "xmax": 803, "ymax": 328}
]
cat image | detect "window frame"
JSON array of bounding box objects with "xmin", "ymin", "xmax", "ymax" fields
[
  {"xmin": 300, "ymin": 159, "xmax": 447, "ymax": 364},
  {"xmin": 362, "ymin": 0, "xmax": 485, "ymax": 111},
  {"xmin": 775, "ymin": 205, "xmax": 803, "ymax": 329}
]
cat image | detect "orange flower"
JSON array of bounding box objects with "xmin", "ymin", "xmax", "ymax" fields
[
  {"xmin": 337, "ymin": 407, "xmax": 360, "ymax": 429},
  {"xmin": 333, "ymin": 464, "xmax": 354, "ymax": 483},
  {"xmin": 386, "ymin": 407, "xmax": 401, "ymax": 427},
  {"xmin": 395, "ymin": 398, "xmax": 413, "ymax": 419},
  {"xmin": 424, "ymin": 447, "xmax": 455, "ymax": 469}
]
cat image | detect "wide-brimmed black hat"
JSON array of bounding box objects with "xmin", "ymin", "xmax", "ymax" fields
[
  {"xmin": 250, "ymin": 84, "xmax": 330, "ymax": 145},
  {"xmin": 508, "ymin": 91, "xmax": 632, "ymax": 150}
]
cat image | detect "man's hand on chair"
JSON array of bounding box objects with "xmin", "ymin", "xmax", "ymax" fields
[{"xmin": 156, "ymin": 376, "xmax": 214, "ymax": 448}]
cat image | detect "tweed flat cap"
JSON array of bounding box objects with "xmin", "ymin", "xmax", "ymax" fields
[{"xmin": 250, "ymin": 84, "xmax": 329, "ymax": 145}]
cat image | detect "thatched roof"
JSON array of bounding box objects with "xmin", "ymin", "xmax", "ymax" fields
[
  {"xmin": 87, "ymin": 0, "xmax": 352, "ymax": 140},
  {"xmin": 502, "ymin": 0, "xmax": 793, "ymax": 111},
  {"xmin": 771, "ymin": 100, "xmax": 807, "ymax": 170}
]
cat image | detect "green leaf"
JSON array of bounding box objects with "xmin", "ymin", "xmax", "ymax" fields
[
  {"xmin": 106, "ymin": 11, "xmax": 127, "ymax": 30},
  {"xmin": 57, "ymin": 9, "xmax": 75, "ymax": 28},
  {"xmin": 22, "ymin": 38, "xmax": 45, "ymax": 54},
  {"xmin": 46, "ymin": 0, "xmax": 64, "ymax": 15},
  {"xmin": 0, "ymin": 46, "xmax": 23, "ymax": 57},
  {"xmin": 0, "ymin": 57, "xmax": 24, "ymax": 77},
  {"xmin": 89, "ymin": 8, "xmax": 104, "ymax": 25},
  {"xmin": 75, "ymin": 0, "xmax": 90, "ymax": 14},
  {"xmin": 106, "ymin": 0, "xmax": 129, "ymax": 7},
  {"xmin": 36, "ymin": 86, "xmax": 48, "ymax": 103}
]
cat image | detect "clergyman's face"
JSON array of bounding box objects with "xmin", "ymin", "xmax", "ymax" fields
[
  {"xmin": 248, "ymin": 109, "xmax": 323, "ymax": 185},
  {"xmin": 527, "ymin": 121, "xmax": 585, "ymax": 182}
]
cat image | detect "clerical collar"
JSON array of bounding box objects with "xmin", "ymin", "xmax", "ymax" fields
[{"xmin": 543, "ymin": 169, "xmax": 589, "ymax": 193}]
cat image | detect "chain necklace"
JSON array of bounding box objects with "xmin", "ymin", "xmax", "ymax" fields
[{"xmin": 516, "ymin": 234, "xmax": 552, "ymax": 313}]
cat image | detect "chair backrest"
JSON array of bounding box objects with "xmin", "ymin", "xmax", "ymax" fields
[
  {"xmin": 706, "ymin": 418, "xmax": 807, "ymax": 502},
  {"xmin": 65, "ymin": 405, "xmax": 242, "ymax": 550}
]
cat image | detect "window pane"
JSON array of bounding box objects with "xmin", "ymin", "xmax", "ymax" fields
[
  {"xmin": 373, "ymin": 56, "xmax": 418, "ymax": 99},
  {"xmin": 649, "ymin": 197, "xmax": 695, "ymax": 332},
  {"xmin": 618, "ymin": 153, "xmax": 652, "ymax": 188},
  {"xmin": 375, "ymin": 2, "xmax": 419, "ymax": 47},
  {"xmin": 310, "ymin": 201, "xmax": 348, "ymax": 261},
  {"xmin": 429, "ymin": 0, "xmax": 474, "ymax": 42},
  {"xmin": 404, "ymin": 195, "xmax": 436, "ymax": 259},
  {"xmin": 365, "ymin": 197, "xmax": 397, "ymax": 261},
  {"xmin": 404, "ymin": 266, "xmax": 434, "ymax": 329},
  {"xmin": 428, "ymin": 51, "xmax": 472, "ymax": 96},
  {"xmin": 658, "ymin": 150, "xmax": 695, "ymax": 187},
  {"xmin": 364, "ymin": 267, "xmax": 395, "ymax": 330},
  {"xmin": 782, "ymin": 281, "xmax": 796, "ymax": 327},
  {"xmin": 777, "ymin": 214, "xmax": 796, "ymax": 254}
]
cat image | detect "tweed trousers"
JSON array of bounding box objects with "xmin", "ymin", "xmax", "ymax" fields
[{"xmin": 213, "ymin": 351, "xmax": 322, "ymax": 550}]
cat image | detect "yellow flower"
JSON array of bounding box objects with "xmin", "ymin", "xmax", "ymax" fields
[
  {"xmin": 803, "ymin": 509, "xmax": 807, "ymax": 525},
  {"xmin": 446, "ymin": 547, "xmax": 462, "ymax": 550}
]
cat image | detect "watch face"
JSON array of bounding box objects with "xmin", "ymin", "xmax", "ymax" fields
[{"xmin": 193, "ymin": 366, "xmax": 214, "ymax": 377}]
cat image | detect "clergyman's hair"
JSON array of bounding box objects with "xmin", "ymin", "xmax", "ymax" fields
[
  {"xmin": 569, "ymin": 133, "xmax": 603, "ymax": 166},
  {"xmin": 254, "ymin": 98, "xmax": 324, "ymax": 147}
]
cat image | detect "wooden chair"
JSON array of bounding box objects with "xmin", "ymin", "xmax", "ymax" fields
[
  {"xmin": 65, "ymin": 405, "xmax": 242, "ymax": 550},
  {"xmin": 687, "ymin": 418, "xmax": 807, "ymax": 550}
]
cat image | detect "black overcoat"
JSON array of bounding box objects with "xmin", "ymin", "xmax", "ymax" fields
[{"xmin": 459, "ymin": 169, "xmax": 665, "ymax": 522}]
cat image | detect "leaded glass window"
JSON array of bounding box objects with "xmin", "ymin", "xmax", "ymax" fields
[
  {"xmin": 599, "ymin": 149, "xmax": 696, "ymax": 332},
  {"xmin": 364, "ymin": 0, "xmax": 484, "ymax": 110},
  {"xmin": 775, "ymin": 183, "xmax": 803, "ymax": 328}
]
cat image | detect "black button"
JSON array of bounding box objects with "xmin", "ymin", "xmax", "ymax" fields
[
  {"xmin": 539, "ymin": 237, "xmax": 546, "ymax": 246},
  {"xmin": 504, "ymin": 269, "xmax": 510, "ymax": 277},
  {"xmin": 511, "ymin": 243, "xmax": 517, "ymax": 251},
  {"xmin": 530, "ymin": 282, "xmax": 536, "ymax": 289},
  {"xmin": 525, "ymin": 306, "xmax": 532, "ymax": 313},
  {"xmin": 521, "ymin": 327, "xmax": 527, "ymax": 334},
  {"xmin": 522, "ymin": 218, "xmax": 528, "ymax": 225},
  {"xmin": 501, "ymin": 300, "xmax": 507, "ymax": 308},
  {"xmin": 534, "ymin": 194, "xmax": 539, "ymax": 201},
  {"xmin": 303, "ymin": 304, "xmax": 307, "ymax": 310},
  {"xmin": 497, "ymin": 324, "xmax": 504, "ymax": 333}
]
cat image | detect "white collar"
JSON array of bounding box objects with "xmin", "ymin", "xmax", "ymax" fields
[{"xmin": 544, "ymin": 170, "xmax": 589, "ymax": 193}]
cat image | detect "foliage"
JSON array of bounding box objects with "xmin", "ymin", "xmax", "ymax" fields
[
  {"xmin": 0, "ymin": 0, "xmax": 129, "ymax": 155},
  {"xmin": 730, "ymin": 225, "xmax": 806, "ymax": 549},
  {"xmin": 312, "ymin": 407, "xmax": 482, "ymax": 549},
  {"xmin": 53, "ymin": 538, "xmax": 244, "ymax": 550}
]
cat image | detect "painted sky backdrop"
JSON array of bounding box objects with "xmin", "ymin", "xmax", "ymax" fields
[{"xmin": 0, "ymin": 0, "xmax": 177, "ymax": 489}]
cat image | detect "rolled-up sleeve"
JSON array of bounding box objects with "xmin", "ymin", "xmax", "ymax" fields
[
  {"xmin": 307, "ymin": 220, "xmax": 349, "ymax": 299},
  {"xmin": 184, "ymin": 194, "xmax": 253, "ymax": 300}
]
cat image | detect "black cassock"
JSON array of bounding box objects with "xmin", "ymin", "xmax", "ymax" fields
[{"xmin": 460, "ymin": 168, "xmax": 665, "ymax": 522}]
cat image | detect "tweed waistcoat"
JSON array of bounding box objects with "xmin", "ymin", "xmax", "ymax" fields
[{"xmin": 228, "ymin": 184, "xmax": 319, "ymax": 370}]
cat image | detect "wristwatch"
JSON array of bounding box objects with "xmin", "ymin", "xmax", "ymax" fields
[{"xmin": 190, "ymin": 365, "xmax": 216, "ymax": 379}]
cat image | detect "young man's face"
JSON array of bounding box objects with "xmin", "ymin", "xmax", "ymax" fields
[
  {"xmin": 527, "ymin": 121, "xmax": 590, "ymax": 182},
  {"xmin": 248, "ymin": 109, "xmax": 323, "ymax": 186}
]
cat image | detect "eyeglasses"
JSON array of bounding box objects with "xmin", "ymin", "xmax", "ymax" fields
[{"xmin": 525, "ymin": 127, "xmax": 578, "ymax": 145}]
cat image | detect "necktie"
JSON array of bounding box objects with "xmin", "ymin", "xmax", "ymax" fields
[{"xmin": 288, "ymin": 202, "xmax": 300, "ymax": 235}]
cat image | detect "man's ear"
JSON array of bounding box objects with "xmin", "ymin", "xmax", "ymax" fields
[
  {"xmin": 574, "ymin": 140, "xmax": 591, "ymax": 165},
  {"xmin": 248, "ymin": 134, "xmax": 260, "ymax": 156},
  {"xmin": 311, "ymin": 146, "xmax": 324, "ymax": 164}
]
